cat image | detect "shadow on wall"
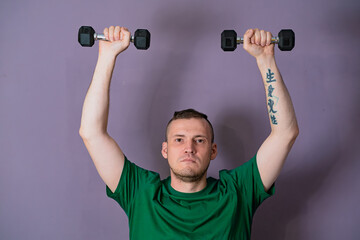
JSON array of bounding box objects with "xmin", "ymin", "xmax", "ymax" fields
[
  {"xmin": 253, "ymin": 141, "xmax": 343, "ymax": 240},
  {"xmin": 213, "ymin": 107, "xmax": 261, "ymax": 171}
]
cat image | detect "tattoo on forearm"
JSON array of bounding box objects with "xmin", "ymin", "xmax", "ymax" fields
[
  {"xmin": 266, "ymin": 69, "xmax": 278, "ymax": 125},
  {"xmin": 270, "ymin": 115, "xmax": 278, "ymax": 125},
  {"xmin": 268, "ymin": 99, "xmax": 277, "ymax": 113},
  {"xmin": 266, "ymin": 69, "xmax": 276, "ymax": 83},
  {"xmin": 268, "ymin": 85, "xmax": 274, "ymax": 97}
]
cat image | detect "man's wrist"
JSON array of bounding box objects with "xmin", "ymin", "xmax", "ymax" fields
[
  {"xmin": 98, "ymin": 52, "xmax": 117, "ymax": 62},
  {"xmin": 256, "ymin": 55, "xmax": 276, "ymax": 68},
  {"xmin": 96, "ymin": 52, "xmax": 118, "ymax": 69},
  {"xmin": 256, "ymin": 55, "xmax": 275, "ymax": 66}
]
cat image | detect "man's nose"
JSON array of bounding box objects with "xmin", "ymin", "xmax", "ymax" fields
[{"xmin": 184, "ymin": 141, "xmax": 195, "ymax": 154}]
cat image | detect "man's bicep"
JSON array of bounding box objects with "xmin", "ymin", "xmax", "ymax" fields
[
  {"xmin": 257, "ymin": 133, "xmax": 296, "ymax": 191},
  {"xmin": 82, "ymin": 133, "xmax": 125, "ymax": 193}
]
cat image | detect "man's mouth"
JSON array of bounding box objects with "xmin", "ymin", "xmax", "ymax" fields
[{"xmin": 180, "ymin": 157, "xmax": 197, "ymax": 163}]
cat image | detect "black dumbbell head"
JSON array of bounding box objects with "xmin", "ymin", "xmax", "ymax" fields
[
  {"xmin": 78, "ymin": 26, "xmax": 95, "ymax": 47},
  {"xmin": 278, "ymin": 29, "xmax": 295, "ymax": 51},
  {"xmin": 134, "ymin": 29, "xmax": 151, "ymax": 50},
  {"xmin": 221, "ymin": 30, "xmax": 237, "ymax": 51}
]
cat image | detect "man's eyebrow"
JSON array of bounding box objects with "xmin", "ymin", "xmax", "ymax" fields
[
  {"xmin": 171, "ymin": 134, "xmax": 208, "ymax": 139},
  {"xmin": 171, "ymin": 134, "xmax": 185, "ymax": 138},
  {"xmin": 194, "ymin": 135, "xmax": 207, "ymax": 138}
]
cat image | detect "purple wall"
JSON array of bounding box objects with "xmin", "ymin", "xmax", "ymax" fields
[{"xmin": 1, "ymin": 0, "xmax": 359, "ymax": 239}]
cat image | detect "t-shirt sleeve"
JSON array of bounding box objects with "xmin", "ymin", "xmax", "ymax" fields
[
  {"xmin": 222, "ymin": 153, "xmax": 275, "ymax": 211},
  {"xmin": 105, "ymin": 156, "xmax": 159, "ymax": 214}
]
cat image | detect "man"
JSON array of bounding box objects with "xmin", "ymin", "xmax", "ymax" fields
[{"xmin": 79, "ymin": 26, "xmax": 299, "ymax": 239}]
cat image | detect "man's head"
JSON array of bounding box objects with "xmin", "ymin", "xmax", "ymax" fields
[
  {"xmin": 161, "ymin": 109, "xmax": 217, "ymax": 183},
  {"xmin": 165, "ymin": 109, "xmax": 215, "ymax": 143}
]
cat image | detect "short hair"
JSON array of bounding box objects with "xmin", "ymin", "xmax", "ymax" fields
[{"xmin": 166, "ymin": 109, "xmax": 214, "ymax": 143}]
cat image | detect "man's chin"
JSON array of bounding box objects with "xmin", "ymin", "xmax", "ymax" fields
[{"xmin": 170, "ymin": 168, "xmax": 205, "ymax": 183}]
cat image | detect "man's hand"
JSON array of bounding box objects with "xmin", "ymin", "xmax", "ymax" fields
[
  {"xmin": 243, "ymin": 29, "xmax": 275, "ymax": 61},
  {"xmin": 99, "ymin": 26, "xmax": 131, "ymax": 58}
]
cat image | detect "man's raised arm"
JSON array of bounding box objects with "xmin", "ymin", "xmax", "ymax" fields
[
  {"xmin": 243, "ymin": 28, "xmax": 299, "ymax": 191},
  {"xmin": 79, "ymin": 26, "xmax": 131, "ymax": 193}
]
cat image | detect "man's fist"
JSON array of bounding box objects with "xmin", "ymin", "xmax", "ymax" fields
[
  {"xmin": 99, "ymin": 26, "xmax": 131, "ymax": 57},
  {"xmin": 243, "ymin": 29, "xmax": 275, "ymax": 59}
]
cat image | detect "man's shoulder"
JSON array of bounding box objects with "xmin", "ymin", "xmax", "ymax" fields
[
  {"xmin": 123, "ymin": 156, "xmax": 162, "ymax": 183},
  {"xmin": 219, "ymin": 155, "xmax": 256, "ymax": 175}
]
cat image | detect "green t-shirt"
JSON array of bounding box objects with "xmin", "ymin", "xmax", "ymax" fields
[{"xmin": 106, "ymin": 154, "xmax": 275, "ymax": 240}]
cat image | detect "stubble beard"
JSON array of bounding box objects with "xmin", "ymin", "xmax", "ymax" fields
[{"xmin": 170, "ymin": 162, "xmax": 210, "ymax": 183}]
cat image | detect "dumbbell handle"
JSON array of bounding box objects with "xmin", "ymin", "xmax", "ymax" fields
[
  {"xmin": 94, "ymin": 33, "xmax": 135, "ymax": 43},
  {"xmin": 237, "ymin": 37, "xmax": 279, "ymax": 44}
]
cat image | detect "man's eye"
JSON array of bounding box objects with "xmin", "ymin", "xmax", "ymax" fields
[
  {"xmin": 196, "ymin": 139, "xmax": 205, "ymax": 143},
  {"xmin": 175, "ymin": 138, "xmax": 182, "ymax": 142}
]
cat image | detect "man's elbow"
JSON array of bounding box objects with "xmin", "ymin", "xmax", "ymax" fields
[
  {"xmin": 79, "ymin": 127, "xmax": 86, "ymax": 139},
  {"xmin": 78, "ymin": 127, "xmax": 97, "ymax": 140},
  {"xmin": 286, "ymin": 124, "xmax": 299, "ymax": 147},
  {"xmin": 272, "ymin": 124, "xmax": 299, "ymax": 145},
  {"xmin": 290, "ymin": 124, "xmax": 299, "ymax": 139}
]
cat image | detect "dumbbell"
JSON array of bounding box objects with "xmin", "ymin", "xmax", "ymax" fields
[
  {"xmin": 221, "ymin": 29, "xmax": 295, "ymax": 51},
  {"xmin": 78, "ymin": 26, "xmax": 151, "ymax": 50}
]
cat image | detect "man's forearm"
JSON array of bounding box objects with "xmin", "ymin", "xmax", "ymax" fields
[
  {"xmin": 257, "ymin": 56, "xmax": 299, "ymax": 136},
  {"xmin": 79, "ymin": 55, "xmax": 117, "ymax": 138}
]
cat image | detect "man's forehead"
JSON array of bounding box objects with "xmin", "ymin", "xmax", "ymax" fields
[{"xmin": 168, "ymin": 118, "xmax": 210, "ymax": 135}]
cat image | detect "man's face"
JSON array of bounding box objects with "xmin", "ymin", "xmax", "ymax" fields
[{"xmin": 161, "ymin": 118, "xmax": 217, "ymax": 182}]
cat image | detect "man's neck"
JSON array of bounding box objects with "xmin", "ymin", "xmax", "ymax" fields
[{"xmin": 170, "ymin": 175, "xmax": 207, "ymax": 193}]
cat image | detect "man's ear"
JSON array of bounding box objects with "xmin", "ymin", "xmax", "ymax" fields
[
  {"xmin": 210, "ymin": 143, "xmax": 217, "ymax": 160},
  {"xmin": 161, "ymin": 142, "xmax": 168, "ymax": 159}
]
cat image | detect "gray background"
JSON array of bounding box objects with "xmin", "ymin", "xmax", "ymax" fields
[{"xmin": 1, "ymin": 0, "xmax": 359, "ymax": 239}]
